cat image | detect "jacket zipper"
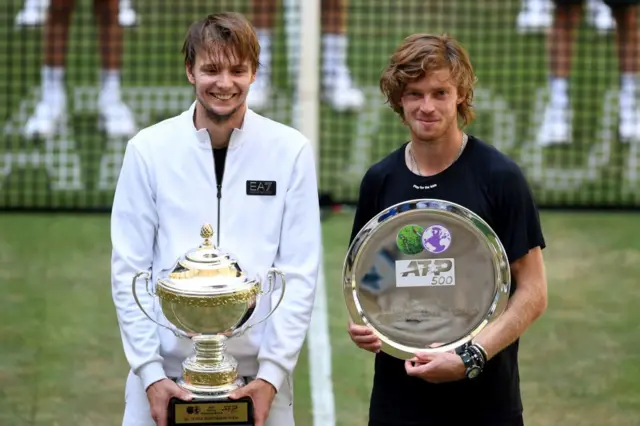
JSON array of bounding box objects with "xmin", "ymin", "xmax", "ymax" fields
[
  {"xmin": 210, "ymin": 129, "xmax": 231, "ymax": 248},
  {"xmin": 207, "ymin": 130, "xmax": 226, "ymax": 247},
  {"xmin": 216, "ymin": 182, "xmax": 222, "ymax": 247}
]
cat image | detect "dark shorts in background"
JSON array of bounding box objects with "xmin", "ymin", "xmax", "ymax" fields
[
  {"xmin": 553, "ymin": 0, "xmax": 640, "ymax": 7},
  {"xmin": 369, "ymin": 415, "xmax": 524, "ymax": 426}
]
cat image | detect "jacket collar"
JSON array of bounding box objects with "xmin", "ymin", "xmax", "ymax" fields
[{"xmin": 186, "ymin": 100, "xmax": 257, "ymax": 150}]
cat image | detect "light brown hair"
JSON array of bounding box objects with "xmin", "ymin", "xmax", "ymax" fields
[
  {"xmin": 379, "ymin": 34, "xmax": 477, "ymax": 127},
  {"xmin": 182, "ymin": 12, "xmax": 260, "ymax": 73}
]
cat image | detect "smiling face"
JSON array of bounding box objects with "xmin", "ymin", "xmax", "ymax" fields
[
  {"xmin": 400, "ymin": 68, "xmax": 463, "ymax": 144},
  {"xmin": 181, "ymin": 13, "xmax": 260, "ymax": 125},
  {"xmin": 379, "ymin": 34, "xmax": 478, "ymax": 137},
  {"xmin": 186, "ymin": 48, "xmax": 255, "ymax": 124}
]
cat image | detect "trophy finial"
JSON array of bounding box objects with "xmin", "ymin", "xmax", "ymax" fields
[{"xmin": 200, "ymin": 223, "xmax": 214, "ymax": 246}]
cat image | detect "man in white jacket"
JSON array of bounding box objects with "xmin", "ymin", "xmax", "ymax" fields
[{"xmin": 110, "ymin": 12, "xmax": 321, "ymax": 426}]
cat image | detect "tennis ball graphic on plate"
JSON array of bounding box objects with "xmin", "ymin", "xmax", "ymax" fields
[{"xmin": 396, "ymin": 224, "xmax": 424, "ymax": 255}]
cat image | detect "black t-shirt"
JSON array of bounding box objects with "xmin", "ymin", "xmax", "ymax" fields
[
  {"xmin": 349, "ymin": 135, "xmax": 546, "ymax": 425},
  {"xmin": 213, "ymin": 146, "xmax": 228, "ymax": 186}
]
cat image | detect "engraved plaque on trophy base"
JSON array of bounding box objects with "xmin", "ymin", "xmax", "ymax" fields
[{"xmin": 168, "ymin": 396, "xmax": 254, "ymax": 426}]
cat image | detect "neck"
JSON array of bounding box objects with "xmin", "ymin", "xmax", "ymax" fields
[
  {"xmin": 409, "ymin": 128, "xmax": 465, "ymax": 176},
  {"xmin": 194, "ymin": 102, "xmax": 246, "ymax": 148}
]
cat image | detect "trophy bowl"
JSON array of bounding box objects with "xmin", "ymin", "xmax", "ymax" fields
[
  {"xmin": 132, "ymin": 223, "xmax": 286, "ymax": 424},
  {"xmin": 343, "ymin": 199, "xmax": 511, "ymax": 359},
  {"xmin": 154, "ymin": 239, "xmax": 261, "ymax": 337}
]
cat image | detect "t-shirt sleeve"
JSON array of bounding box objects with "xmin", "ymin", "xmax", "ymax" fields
[
  {"xmin": 349, "ymin": 167, "xmax": 381, "ymax": 246},
  {"xmin": 493, "ymin": 161, "xmax": 546, "ymax": 264}
]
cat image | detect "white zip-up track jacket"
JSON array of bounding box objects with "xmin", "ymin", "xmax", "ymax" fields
[{"xmin": 110, "ymin": 102, "xmax": 322, "ymax": 394}]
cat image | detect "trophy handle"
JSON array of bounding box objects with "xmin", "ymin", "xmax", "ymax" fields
[
  {"xmin": 132, "ymin": 271, "xmax": 189, "ymax": 339},
  {"xmin": 235, "ymin": 267, "xmax": 286, "ymax": 336}
]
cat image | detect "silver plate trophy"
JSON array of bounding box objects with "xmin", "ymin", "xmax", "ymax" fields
[{"xmin": 343, "ymin": 199, "xmax": 511, "ymax": 358}]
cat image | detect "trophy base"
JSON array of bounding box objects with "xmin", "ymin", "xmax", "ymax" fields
[{"xmin": 167, "ymin": 378, "xmax": 254, "ymax": 426}]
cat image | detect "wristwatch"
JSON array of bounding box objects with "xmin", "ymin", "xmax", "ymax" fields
[{"xmin": 459, "ymin": 350, "xmax": 482, "ymax": 379}]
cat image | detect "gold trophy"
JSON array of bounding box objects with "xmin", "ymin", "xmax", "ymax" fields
[{"xmin": 132, "ymin": 223, "xmax": 286, "ymax": 426}]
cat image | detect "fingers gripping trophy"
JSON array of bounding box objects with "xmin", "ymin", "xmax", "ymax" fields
[{"xmin": 132, "ymin": 223, "xmax": 286, "ymax": 426}]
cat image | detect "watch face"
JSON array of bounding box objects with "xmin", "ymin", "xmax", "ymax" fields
[{"xmin": 468, "ymin": 367, "xmax": 481, "ymax": 379}]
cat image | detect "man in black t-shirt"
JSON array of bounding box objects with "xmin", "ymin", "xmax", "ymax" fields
[{"xmin": 346, "ymin": 34, "xmax": 548, "ymax": 426}]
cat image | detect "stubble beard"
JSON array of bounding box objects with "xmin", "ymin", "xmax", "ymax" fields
[
  {"xmin": 197, "ymin": 92, "xmax": 243, "ymax": 124},
  {"xmin": 410, "ymin": 115, "xmax": 456, "ymax": 145},
  {"xmin": 411, "ymin": 122, "xmax": 441, "ymax": 145}
]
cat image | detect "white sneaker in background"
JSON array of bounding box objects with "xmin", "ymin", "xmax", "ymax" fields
[
  {"xmin": 537, "ymin": 102, "xmax": 573, "ymax": 146},
  {"xmin": 322, "ymin": 65, "xmax": 364, "ymax": 112},
  {"xmin": 586, "ymin": 0, "xmax": 615, "ymax": 33},
  {"xmin": 23, "ymin": 89, "xmax": 66, "ymax": 139},
  {"xmin": 98, "ymin": 92, "xmax": 137, "ymax": 138},
  {"xmin": 247, "ymin": 72, "xmax": 270, "ymax": 112},
  {"xmin": 619, "ymin": 105, "xmax": 640, "ymax": 143},
  {"xmin": 119, "ymin": 0, "xmax": 138, "ymax": 27},
  {"xmin": 516, "ymin": 0, "xmax": 553, "ymax": 33},
  {"xmin": 15, "ymin": 0, "xmax": 49, "ymax": 27}
]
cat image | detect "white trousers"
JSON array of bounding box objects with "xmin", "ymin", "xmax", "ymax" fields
[{"xmin": 122, "ymin": 370, "xmax": 295, "ymax": 426}]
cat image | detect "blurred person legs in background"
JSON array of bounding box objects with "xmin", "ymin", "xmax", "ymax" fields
[
  {"xmin": 517, "ymin": 0, "xmax": 615, "ymax": 33},
  {"xmin": 15, "ymin": 0, "xmax": 137, "ymax": 28},
  {"xmin": 537, "ymin": 0, "xmax": 640, "ymax": 146},
  {"xmin": 248, "ymin": 0, "xmax": 364, "ymax": 112},
  {"xmin": 23, "ymin": 0, "xmax": 137, "ymax": 139}
]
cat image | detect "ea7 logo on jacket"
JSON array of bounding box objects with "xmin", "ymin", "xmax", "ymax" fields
[
  {"xmin": 395, "ymin": 259, "xmax": 456, "ymax": 288},
  {"xmin": 246, "ymin": 180, "xmax": 277, "ymax": 196}
]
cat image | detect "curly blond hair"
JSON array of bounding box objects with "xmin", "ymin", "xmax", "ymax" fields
[{"xmin": 379, "ymin": 34, "xmax": 477, "ymax": 127}]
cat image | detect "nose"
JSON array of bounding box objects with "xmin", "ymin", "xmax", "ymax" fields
[
  {"xmin": 216, "ymin": 71, "xmax": 233, "ymax": 89},
  {"xmin": 418, "ymin": 95, "xmax": 435, "ymax": 114}
]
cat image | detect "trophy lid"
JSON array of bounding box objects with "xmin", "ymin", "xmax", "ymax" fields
[{"xmin": 157, "ymin": 223, "xmax": 256, "ymax": 296}]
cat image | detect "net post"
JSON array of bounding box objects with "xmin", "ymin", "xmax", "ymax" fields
[{"xmin": 297, "ymin": 0, "xmax": 321, "ymax": 171}]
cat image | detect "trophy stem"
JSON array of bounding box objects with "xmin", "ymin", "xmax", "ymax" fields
[
  {"xmin": 180, "ymin": 334, "xmax": 244, "ymax": 399},
  {"xmin": 192, "ymin": 335, "xmax": 227, "ymax": 364}
]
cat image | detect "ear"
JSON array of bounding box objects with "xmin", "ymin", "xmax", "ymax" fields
[
  {"xmin": 185, "ymin": 64, "xmax": 196, "ymax": 85},
  {"xmin": 250, "ymin": 69, "xmax": 257, "ymax": 84},
  {"xmin": 456, "ymin": 88, "xmax": 466, "ymax": 105}
]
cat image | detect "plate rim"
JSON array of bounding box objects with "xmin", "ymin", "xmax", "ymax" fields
[{"xmin": 342, "ymin": 198, "xmax": 511, "ymax": 359}]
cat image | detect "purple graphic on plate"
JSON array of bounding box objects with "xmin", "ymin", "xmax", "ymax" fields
[{"xmin": 422, "ymin": 225, "xmax": 452, "ymax": 254}]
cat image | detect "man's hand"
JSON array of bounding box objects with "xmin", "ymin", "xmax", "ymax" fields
[
  {"xmin": 347, "ymin": 319, "xmax": 381, "ymax": 353},
  {"xmin": 404, "ymin": 352, "xmax": 466, "ymax": 384},
  {"xmin": 229, "ymin": 379, "xmax": 277, "ymax": 426},
  {"xmin": 146, "ymin": 379, "xmax": 193, "ymax": 426}
]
